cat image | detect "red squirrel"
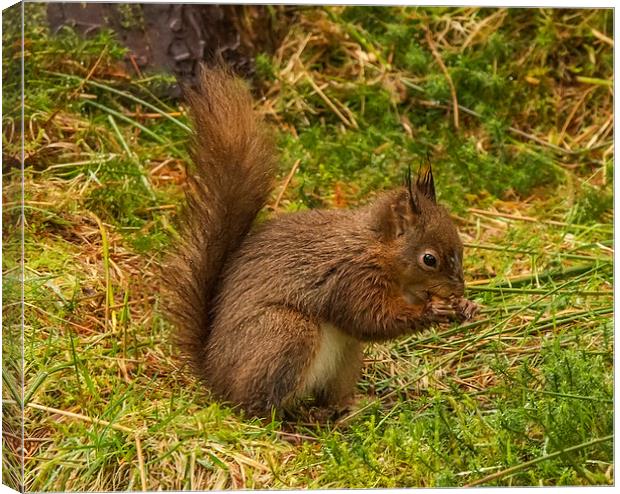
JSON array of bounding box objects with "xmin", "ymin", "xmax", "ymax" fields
[{"xmin": 166, "ymin": 67, "xmax": 478, "ymax": 416}]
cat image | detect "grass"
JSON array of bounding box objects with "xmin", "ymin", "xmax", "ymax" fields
[{"xmin": 2, "ymin": 4, "xmax": 614, "ymax": 490}]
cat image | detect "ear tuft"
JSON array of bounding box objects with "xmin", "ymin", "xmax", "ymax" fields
[
  {"xmin": 405, "ymin": 164, "xmax": 422, "ymax": 215},
  {"xmin": 416, "ymin": 163, "xmax": 436, "ymax": 203}
]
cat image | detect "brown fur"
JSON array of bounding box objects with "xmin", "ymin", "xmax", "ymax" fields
[{"xmin": 165, "ymin": 67, "xmax": 475, "ymax": 416}]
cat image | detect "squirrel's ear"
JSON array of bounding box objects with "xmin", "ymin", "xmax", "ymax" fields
[
  {"xmin": 392, "ymin": 190, "xmax": 419, "ymax": 237},
  {"xmin": 416, "ymin": 163, "xmax": 436, "ymax": 203},
  {"xmin": 373, "ymin": 189, "xmax": 419, "ymax": 241}
]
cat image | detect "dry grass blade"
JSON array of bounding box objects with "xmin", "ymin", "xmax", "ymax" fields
[
  {"xmin": 20, "ymin": 401, "xmax": 135, "ymax": 434},
  {"xmin": 424, "ymin": 27, "xmax": 459, "ymax": 129},
  {"xmin": 590, "ymin": 28, "xmax": 613, "ymax": 46},
  {"xmin": 135, "ymin": 434, "xmax": 147, "ymax": 491},
  {"xmin": 468, "ymin": 208, "xmax": 612, "ymax": 231},
  {"xmin": 460, "ymin": 9, "xmax": 507, "ymax": 50},
  {"xmin": 305, "ymin": 72, "xmax": 357, "ymax": 128},
  {"xmin": 273, "ymin": 159, "xmax": 302, "ymax": 209}
]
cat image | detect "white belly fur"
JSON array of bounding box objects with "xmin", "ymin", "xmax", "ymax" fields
[{"xmin": 301, "ymin": 322, "xmax": 356, "ymax": 396}]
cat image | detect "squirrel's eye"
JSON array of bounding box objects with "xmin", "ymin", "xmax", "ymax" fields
[{"xmin": 423, "ymin": 253, "xmax": 437, "ymax": 267}]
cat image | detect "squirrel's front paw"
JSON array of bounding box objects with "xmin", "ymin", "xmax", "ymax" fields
[
  {"xmin": 425, "ymin": 297, "xmax": 459, "ymax": 323},
  {"xmin": 453, "ymin": 297, "xmax": 479, "ymax": 321}
]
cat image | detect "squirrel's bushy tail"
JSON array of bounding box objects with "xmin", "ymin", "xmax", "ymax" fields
[{"xmin": 166, "ymin": 67, "xmax": 277, "ymax": 377}]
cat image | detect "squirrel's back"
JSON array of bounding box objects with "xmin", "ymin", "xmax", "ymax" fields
[{"xmin": 166, "ymin": 67, "xmax": 277, "ymax": 379}]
